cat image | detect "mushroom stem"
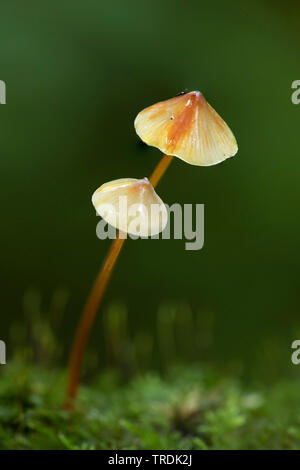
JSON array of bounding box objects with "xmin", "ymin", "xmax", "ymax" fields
[
  {"xmin": 65, "ymin": 153, "xmax": 173, "ymax": 408},
  {"xmin": 65, "ymin": 235, "xmax": 125, "ymax": 408},
  {"xmin": 149, "ymin": 154, "xmax": 173, "ymax": 187}
]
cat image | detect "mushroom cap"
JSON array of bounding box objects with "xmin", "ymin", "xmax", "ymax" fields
[
  {"xmin": 92, "ymin": 178, "xmax": 168, "ymax": 237},
  {"xmin": 134, "ymin": 91, "xmax": 238, "ymax": 166}
]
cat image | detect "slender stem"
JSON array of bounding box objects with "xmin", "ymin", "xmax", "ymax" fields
[
  {"xmin": 149, "ymin": 154, "xmax": 173, "ymax": 187},
  {"xmin": 65, "ymin": 235, "xmax": 125, "ymax": 407},
  {"xmin": 65, "ymin": 153, "xmax": 173, "ymax": 407}
]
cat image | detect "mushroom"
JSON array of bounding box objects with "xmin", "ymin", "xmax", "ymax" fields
[
  {"xmin": 65, "ymin": 176, "xmax": 169, "ymax": 407},
  {"xmin": 92, "ymin": 177, "xmax": 168, "ymax": 237},
  {"xmin": 65, "ymin": 90, "xmax": 238, "ymax": 407},
  {"xmin": 135, "ymin": 90, "xmax": 238, "ymax": 167}
]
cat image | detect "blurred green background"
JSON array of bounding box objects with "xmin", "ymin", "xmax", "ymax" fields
[{"xmin": 1, "ymin": 0, "xmax": 300, "ymax": 383}]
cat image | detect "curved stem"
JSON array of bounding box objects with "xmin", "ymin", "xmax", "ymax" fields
[
  {"xmin": 65, "ymin": 235, "xmax": 125, "ymax": 407},
  {"xmin": 65, "ymin": 153, "xmax": 173, "ymax": 408}
]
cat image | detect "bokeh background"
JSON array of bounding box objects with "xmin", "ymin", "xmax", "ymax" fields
[{"xmin": 1, "ymin": 0, "xmax": 300, "ymax": 383}]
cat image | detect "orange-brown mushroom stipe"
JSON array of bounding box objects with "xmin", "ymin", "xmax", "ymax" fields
[{"xmin": 134, "ymin": 91, "xmax": 238, "ymax": 166}]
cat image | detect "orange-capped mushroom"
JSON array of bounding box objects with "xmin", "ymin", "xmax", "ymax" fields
[{"xmin": 134, "ymin": 91, "xmax": 238, "ymax": 166}]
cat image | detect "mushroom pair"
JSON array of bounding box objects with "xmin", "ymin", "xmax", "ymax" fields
[
  {"xmin": 92, "ymin": 91, "xmax": 238, "ymax": 237},
  {"xmin": 65, "ymin": 91, "xmax": 238, "ymax": 407}
]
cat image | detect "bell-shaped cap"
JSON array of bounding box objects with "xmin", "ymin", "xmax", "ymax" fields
[
  {"xmin": 92, "ymin": 177, "xmax": 168, "ymax": 237},
  {"xmin": 134, "ymin": 91, "xmax": 238, "ymax": 166}
]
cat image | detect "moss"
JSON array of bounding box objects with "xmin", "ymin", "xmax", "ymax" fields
[{"xmin": 0, "ymin": 361, "xmax": 300, "ymax": 450}]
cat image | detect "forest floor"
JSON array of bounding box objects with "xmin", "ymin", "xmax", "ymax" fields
[{"xmin": 1, "ymin": 361, "xmax": 300, "ymax": 450}]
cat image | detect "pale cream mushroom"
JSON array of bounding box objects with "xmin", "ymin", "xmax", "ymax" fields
[
  {"xmin": 92, "ymin": 177, "xmax": 168, "ymax": 237},
  {"xmin": 134, "ymin": 90, "xmax": 238, "ymax": 166}
]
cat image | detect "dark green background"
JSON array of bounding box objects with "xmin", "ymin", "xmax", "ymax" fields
[{"xmin": 1, "ymin": 0, "xmax": 300, "ymax": 380}]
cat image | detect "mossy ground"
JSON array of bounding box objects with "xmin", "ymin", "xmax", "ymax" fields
[
  {"xmin": 1, "ymin": 361, "xmax": 300, "ymax": 450},
  {"xmin": 2, "ymin": 290, "xmax": 299, "ymax": 449}
]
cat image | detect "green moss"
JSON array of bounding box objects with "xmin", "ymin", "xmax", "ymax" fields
[{"xmin": 1, "ymin": 362, "xmax": 300, "ymax": 450}]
